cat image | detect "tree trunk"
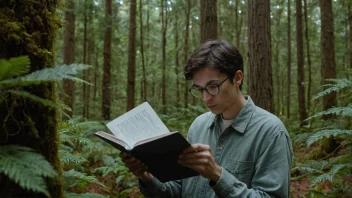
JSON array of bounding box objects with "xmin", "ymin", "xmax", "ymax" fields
[
  {"xmin": 274, "ymin": 4, "xmax": 283, "ymax": 115},
  {"xmin": 102, "ymin": 0, "xmax": 112, "ymax": 119},
  {"xmin": 62, "ymin": 0, "xmax": 76, "ymax": 118},
  {"xmin": 320, "ymin": 0, "xmax": 337, "ymax": 117},
  {"xmin": 82, "ymin": 0, "xmax": 88, "ymax": 118},
  {"xmin": 248, "ymin": 0, "xmax": 274, "ymax": 112},
  {"xmin": 234, "ymin": 0, "xmax": 240, "ymax": 50},
  {"xmin": 349, "ymin": 3, "xmax": 352, "ymax": 69},
  {"xmin": 86, "ymin": 0, "xmax": 94, "ymax": 119},
  {"xmin": 318, "ymin": 0, "xmax": 338, "ymax": 156},
  {"xmin": 0, "ymin": 1, "xmax": 63, "ymax": 197},
  {"xmin": 184, "ymin": 0, "xmax": 191, "ymax": 108},
  {"xmin": 296, "ymin": 0, "xmax": 308, "ymax": 127},
  {"xmin": 139, "ymin": 0, "xmax": 147, "ymax": 102},
  {"xmin": 287, "ymin": 0, "xmax": 292, "ymax": 119},
  {"xmin": 200, "ymin": 0, "xmax": 218, "ymax": 43},
  {"xmin": 304, "ymin": 0, "xmax": 312, "ymax": 116},
  {"xmin": 161, "ymin": 0, "xmax": 167, "ymax": 113},
  {"xmin": 175, "ymin": 16, "xmax": 180, "ymax": 108},
  {"xmin": 126, "ymin": 0, "xmax": 137, "ymax": 111}
]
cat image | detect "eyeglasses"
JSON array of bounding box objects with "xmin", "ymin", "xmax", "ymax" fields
[{"xmin": 189, "ymin": 77, "xmax": 229, "ymax": 98}]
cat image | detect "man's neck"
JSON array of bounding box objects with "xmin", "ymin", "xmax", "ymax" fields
[{"xmin": 221, "ymin": 94, "xmax": 247, "ymax": 120}]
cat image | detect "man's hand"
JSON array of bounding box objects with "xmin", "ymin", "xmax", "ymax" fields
[
  {"xmin": 119, "ymin": 152, "xmax": 153, "ymax": 183},
  {"xmin": 178, "ymin": 144, "xmax": 222, "ymax": 182}
]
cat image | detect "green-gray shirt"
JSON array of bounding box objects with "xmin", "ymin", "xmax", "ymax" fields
[{"xmin": 139, "ymin": 96, "xmax": 293, "ymax": 198}]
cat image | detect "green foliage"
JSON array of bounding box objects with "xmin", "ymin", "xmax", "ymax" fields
[
  {"xmin": 0, "ymin": 55, "xmax": 91, "ymax": 109},
  {"xmin": 297, "ymin": 73, "xmax": 352, "ymax": 196},
  {"xmin": 160, "ymin": 104, "xmax": 207, "ymax": 135},
  {"xmin": 0, "ymin": 56, "xmax": 30, "ymax": 81},
  {"xmin": 312, "ymin": 78, "xmax": 352, "ymax": 101},
  {"xmin": 94, "ymin": 155, "xmax": 128, "ymax": 177},
  {"xmin": 63, "ymin": 169, "xmax": 104, "ymax": 188},
  {"xmin": 0, "ymin": 145, "xmax": 58, "ymax": 196},
  {"xmin": 66, "ymin": 192, "xmax": 107, "ymax": 198},
  {"xmin": 306, "ymin": 129, "xmax": 352, "ymax": 147},
  {"xmin": 0, "ymin": 64, "xmax": 91, "ymax": 89}
]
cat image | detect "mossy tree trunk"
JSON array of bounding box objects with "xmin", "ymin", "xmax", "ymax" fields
[{"xmin": 0, "ymin": 0, "xmax": 63, "ymax": 197}]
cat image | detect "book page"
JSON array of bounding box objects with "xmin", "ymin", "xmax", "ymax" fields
[{"xmin": 106, "ymin": 102, "xmax": 169, "ymax": 149}]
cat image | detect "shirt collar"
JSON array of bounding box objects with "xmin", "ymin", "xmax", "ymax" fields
[{"xmin": 208, "ymin": 96, "xmax": 255, "ymax": 134}]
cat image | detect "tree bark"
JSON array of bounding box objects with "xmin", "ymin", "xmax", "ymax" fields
[
  {"xmin": 200, "ymin": 0, "xmax": 218, "ymax": 43},
  {"xmin": 85, "ymin": 0, "xmax": 94, "ymax": 119},
  {"xmin": 139, "ymin": 0, "xmax": 147, "ymax": 102},
  {"xmin": 0, "ymin": 0, "xmax": 63, "ymax": 197},
  {"xmin": 82, "ymin": 0, "xmax": 88, "ymax": 118},
  {"xmin": 349, "ymin": 3, "xmax": 352, "ymax": 69},
  {"xmin": 161, "ymin": 0, "xmax": 168, "ymax": 113},
  {"xmin": 184, "ymin": 0, "xmax": 191, "ymax": 108},
  {"xmin": 304, "ymin": 0, "xmax": 312, "ymax": 115},
  {"xmin": 248, "ymin": 0, "xmax": 274, "ymax": 112},
  {"xmin": 316, "ymin": 0, "xmax": 338, "ymax": 157},
  {"xmin": 126, "ymin": 0, "xmax": 137, "ymax": 111},
  {"xmin": 319, "ymin": 0, "xmax": 337, "ymax": 117},
  {"xmin": 296, "ymin": 0, "xmax": 308, "ymax": 127},
  {"xmin": 102, "ymin": 0, "xmax": 112, "ymax": 119},
  {"xmin": 175, "ymin": 16, "xmax": 180, "ymax": 108},
  {"xmin": 62, "ymin": 0, "xmax": 76, "ymax": 118},
  {"xmin": 287, "ymin": 0, "xmax": 292, "ymax": 118}
]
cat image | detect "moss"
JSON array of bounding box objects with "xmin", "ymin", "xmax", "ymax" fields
[{"xmin": 0, "ymin": 0, "xmax": 64, "ymax": 197}]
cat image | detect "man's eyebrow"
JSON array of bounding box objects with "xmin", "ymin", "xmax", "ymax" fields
[{"xmin": 192, "ymin": 79, "xmax": 220, "ymax": 88}]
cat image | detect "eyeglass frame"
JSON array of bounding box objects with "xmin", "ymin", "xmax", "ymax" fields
[{"xmin": 189, "ymin": 77, "xmax": 229, "ymax": 98}]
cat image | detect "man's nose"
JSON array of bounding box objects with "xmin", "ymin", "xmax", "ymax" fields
[{"xmin": 202, "ymin": 90, "xmax": 211, "ymax": 101}]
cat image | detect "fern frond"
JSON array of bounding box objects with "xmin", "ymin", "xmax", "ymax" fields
[
  {"xmin": 0, "ymin": 145, "xmax": 58, "ymax": 196},
  {"xmin": 309, "ymin": 173, "xmax": 333, "ymax": 186},
  {"xmin": 64, "ymin": 169, "xmax": 104, "ymax": 187},
  {"xmin": 307, "ymin": 129, "xmax": 352, "ymax": 147},
  {"xmin": 312, "ymin": 78, "xmax": 352, "ymax": 101},
  {"xmin": 8, "ymin": 90, "xmax": 58, "ymax": 108},
  {"xmin": 66, "ymin": 192, "xmax": 106, "ymax": 198},
  {"xmin": 57, "ymin": 98, "xmax": 72, "ymax": 112},
  {"xmin": 0, "ymin": 64, "xmax": 91, "ymax": 89},
  {"xmin": 330, "ymin": 164, "xmax": 352, "ymax": 174},
  {"xmin": 296, "ymin": 167, "xmax": 323, "ymax": 174},
  {"xmin": 59, "ymin": 150, "xmax": 87, "ymax": 164},
  {"xmin": 306, "ymin": 104, "xmax": 352, "ymax": 120},
  {"xmin": 77, "ymin": 137, "xmax": 94, "ymax": 149},
  {"xmin": 0, "ymin": 56, "xmax": 30, "ymax": 81}
]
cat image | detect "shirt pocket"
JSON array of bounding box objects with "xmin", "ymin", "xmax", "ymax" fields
[{"xmin": 225, "ymin": 160, "xmax": 254, "ymax": 186}]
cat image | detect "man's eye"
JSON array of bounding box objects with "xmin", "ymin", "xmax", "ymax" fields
[{"xmin": 207, "ymin": 85, "xmax": 218, "ymax": 89}]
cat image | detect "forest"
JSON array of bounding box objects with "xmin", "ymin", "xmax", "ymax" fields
[{"xmin": 0, "ymin": 0, "xmax": 351, "ymax": 197}]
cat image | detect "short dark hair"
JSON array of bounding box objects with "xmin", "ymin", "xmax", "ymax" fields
[{"xmin": 184, "ymin": 39, "xmax": 244, "ymax": 89}]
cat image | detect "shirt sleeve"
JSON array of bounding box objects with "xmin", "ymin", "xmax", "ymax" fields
[
  {"xmin": 211, "ymin": 131, "xmax": 292, "ymax": 198},
  {"xmin": 138, "ymin": 177, "xmax": 182, "ymax": 198}
]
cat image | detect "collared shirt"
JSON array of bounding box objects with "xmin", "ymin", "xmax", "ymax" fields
[{"xmin": 139, "ymin": 96, "xmax": 293, "ymax": 198}]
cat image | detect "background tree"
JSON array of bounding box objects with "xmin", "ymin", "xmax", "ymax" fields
[
  {"xmin": 318, "ymin": 0, "xmax": 338, "ymax": 156},
  {"xmin": 0, "ymin": 1, "xmax": 63, "ymax": 197},
  {"xmin": 200, "ymin": 0, "xmax": 218, "ymax": 43},
  {"xmin": 62, "ymin": 0, "xmax": 76, "ymax": 118},
  {"xmin": 296, "ymin": 0, "xmax": 308, "ymax": 127},
  {"xmin": 287, "ymin": 0, "xmax": 292, "ymax": 118},
  {"xmin": 126, "ymin": 0, "xmax": 137, "ymax": 111},
  {"xmin": 248, "ymin": 0, "xmax": 274, "ymax": 112},
  {"xmin": 102, "ymin": 0, "xmax": 112, "ymax": 119}
]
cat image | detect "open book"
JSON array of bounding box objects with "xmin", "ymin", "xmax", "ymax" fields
[{"xmin": 94, "ymin": 102, "xmax": 198, "ymax": 182}]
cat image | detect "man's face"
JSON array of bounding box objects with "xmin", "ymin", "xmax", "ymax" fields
[{"xmin": 191, "ymin": 67, "xmax": 240, "ymax": 115}]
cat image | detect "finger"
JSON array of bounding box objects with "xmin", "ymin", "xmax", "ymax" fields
[{"xmin": 183, "ymin": 144, "xmax": 210, "ymax": 153}]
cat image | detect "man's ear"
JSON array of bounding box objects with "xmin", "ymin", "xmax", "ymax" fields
[{"xmin": 234, "ymin": 70, "xmax": 243, "ymax": 86}]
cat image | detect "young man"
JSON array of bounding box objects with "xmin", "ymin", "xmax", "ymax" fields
[{"xmin": 120, "ymin": 40, "xmax": 293, "ymax": 197}]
